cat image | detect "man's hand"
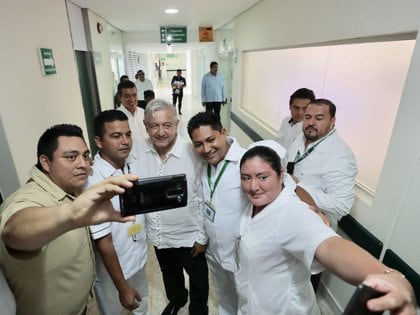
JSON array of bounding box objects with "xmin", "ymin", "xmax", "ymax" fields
[
  {"xmin": 191, "ymin": 242, "xmax": 207, "ymax": 258},
  {"xmin": 119, "ymin": 283, "xmax": 141, "ymax": 311},
  {"xmin": 68, "ymin": 174, "xmax": 138, "ymax": 228}
]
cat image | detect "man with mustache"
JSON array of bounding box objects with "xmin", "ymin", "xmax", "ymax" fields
[
  {"xmin": 87, "ymin": 110, "xmax": 148, "ymax": 315},
  {"xmin": 284, "ymin": 98, "xmax": 358, "ymax": 290}
]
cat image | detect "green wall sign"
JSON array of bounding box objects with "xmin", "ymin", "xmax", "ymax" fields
[
  {"xmin": 160, "ymin": 27, "xmax": 187, "ymax": 44},
  {"xmin": 38, "ymin": 48, "xmax": 56, "ymax": 75}
]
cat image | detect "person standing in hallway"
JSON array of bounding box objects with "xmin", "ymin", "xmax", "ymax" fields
[
  {"xmin": 0, "ymin": 124, "xmax": 137, "ymax": 315},
  {"xmin": 201, "ymin": 61, "xmax": 226, "ymax": 120},
  {"xmin": 187, "ymin": 112, "xmax": 247, "ymax": 315},
  {"xmin": 135, "ymin": 70, "xmax": 153, "ymax": 101},
  {"xmin": 114, "ymin": 75, "xmax": 130, "ymax": 109},
  {"xmin": 117, "ymin": 80, "xmax": 147, "ymax": 146},
  {"xmin": 136, "ymin": 99, "xmax": 209, "ymax": 315},
  {"xmin": 283, "ymin": 98, "xmax": 358, "ymax": 291},
  {"xmin": 276, "ymin": 88, "xmax": 315, "ymax": 151},
  {"xmin": 87, "ymin": 110, "xmax": 148, "ymax": 315},
  {"xmin": 171, "ymin": 69, "xmax": 186, "ymax": 115}
]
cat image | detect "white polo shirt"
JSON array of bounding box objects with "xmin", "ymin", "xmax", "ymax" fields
[
  {"xmin": 136, "ymin": 136, "xmax": 207, "ymax": 249},
  {"xmin": 201, "ymin": 137, "xmax": 247, "ymax": 272},
  {"xmin": 88, "ymin": 153, "xmax": 147, "ymax": 279}
]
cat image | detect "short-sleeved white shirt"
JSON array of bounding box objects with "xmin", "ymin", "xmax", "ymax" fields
[
  {"xmin": 201, "ymin": 137, "xmax": 247, "ymax": 271},
  {"xmin": 136, "ymin": 136, "xmax": 207, "ymax": 249},
  {"xmin": 276, "ymin": 116, "xmax": 303, "ymax": 151},
  {"xmin": 88, "ymin": 153, "xmax": 147, "ymax": 279},
  {"xmin": 117, "ymin": 105, "xmax": 147, "ymax": 147},
  {"xmin": 235, "ymin": 175, "xmax": 337, "ymax": 315}
]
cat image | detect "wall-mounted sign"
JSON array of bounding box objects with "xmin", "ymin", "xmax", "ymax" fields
[
  {"xmin": 199, "ymin": 26, "xmax": 213, "ymax": 42},
  {"xmin": 160, "ymin": 26, "xmax": 187, "ymax": 44},
  {"xmin": 38, "ymin": 48, "xmax": 56, "ymax": 75},
  {"xmin": 93, "ymin": 51, "xmax": 102, "ymax": 65}
]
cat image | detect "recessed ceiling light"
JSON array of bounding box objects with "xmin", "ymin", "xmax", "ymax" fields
[{"xmin": 164, "ymin": 8, "xmax": 178, "ymax": 14}]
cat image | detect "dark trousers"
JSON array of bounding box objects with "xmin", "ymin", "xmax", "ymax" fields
[
  {"xmin": 154, "ymin": 246, "xmax": 209, "ymax": 315},
  {"xmin": 173, "ymin": 94, "xmax": 183, "ymax": 113},
  {"xmin": 204, "ymin": 102, "xmax": 222, "ymax": 120}
]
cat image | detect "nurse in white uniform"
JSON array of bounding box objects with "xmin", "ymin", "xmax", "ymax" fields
[{"xmin": 235, "ymin": 141, "xmax": 416, "ymax": 315}]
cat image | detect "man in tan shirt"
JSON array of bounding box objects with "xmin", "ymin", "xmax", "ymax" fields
[{"xmin": 0, "ymin": 124, "xmax": 137, "ymax": 315}]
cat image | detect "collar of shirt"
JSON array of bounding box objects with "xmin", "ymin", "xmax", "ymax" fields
[
  {"xmin": 117, "ymin": 104, "xmax": 137, "ymax": 118},
  {"xmin": 145, "ymin": 136, "xmax": 183, "ymax": 160},
  {"xmin": 92, "ymin": 152, "xmax": 136, "ymax": 178},
  {"xmin": 300, "ymin": 127, "xmax": 336, "ymax": 153},
  {"xmin": 29, "ymin": 166, "xmax": 75, "ymax": 202},
  {"xmin": 224, "ymin": 137, "xmax": 245, "ymax": 163}
]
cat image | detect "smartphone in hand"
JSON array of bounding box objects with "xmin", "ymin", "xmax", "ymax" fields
[
  {"xmin": 342, "ymin": 284, "xmax": 386, "ymax": 315},
  {"xmin": 120, "ymin": 174, "xmax": 187, "ymax": 216}
]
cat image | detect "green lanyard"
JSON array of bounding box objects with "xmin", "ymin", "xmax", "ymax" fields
[
  {"xmin": 293, "ymin": 129, "xmax": 336, "ymax": 164},
  {"xmin": 207, "ymin": 160, "xmax": 230, "ymax": 200}
]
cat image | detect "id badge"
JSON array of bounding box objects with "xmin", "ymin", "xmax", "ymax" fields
[
  {"xmin": 204, "ymin": 201, "xmax": 216, "ymax": 222},
  {"xmin": 127, "ymin": 223, "xmax": 142, "ymax": 241}
]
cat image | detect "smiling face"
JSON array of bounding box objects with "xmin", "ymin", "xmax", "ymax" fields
[
  {"xmin": 95, "ymin": 120, "xmax": 132, "ymax": 169},
  {"xmin": 190, "ymin": 125, "xmax": 229, "ymax": 166},
  {"xmin": 240, "ymin": 156, "xmax": 283, "ymax": 215},
  {"xmin": 120, "ymin": 87, "xmax": 138, "ymax": 115},
  {"xmin": 145, "ymin": 108, "xmax": 179, "ymax": 156},
  {"xmin": 40, "ymin": 136, "xmax": 91, "ymax": 195},
  {"xmin": 303, "ymin": 103, "xmax": 335, "ymax": 143}
]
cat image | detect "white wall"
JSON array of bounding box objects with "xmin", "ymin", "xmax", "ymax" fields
[
  {"xmin": 241, "ymin": 41, "xmax": 415, "ymax": 192},
  {"xmin": 231, "ymin": 0, "xmax": 420, "ymax": 310},
  {"xmin": 86, "ymin": 10, "xmax": 115, "ymax": 110},
  {"xmin": 0, "ymin": 0, "xmax": 86, "ymax": 185}
]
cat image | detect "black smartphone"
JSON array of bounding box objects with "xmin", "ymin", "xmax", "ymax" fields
[
  {"xmin": 120, "ymin": 174, "xmax": 188, "ymax": 216},
  {"xmin": 342, "ymin": 284, "xmax": 386, "ymax": 315}
]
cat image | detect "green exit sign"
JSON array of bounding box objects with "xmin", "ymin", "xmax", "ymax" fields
[
  {"xmin": 38, "ymin": 48, "xmax": 57, "ymax": 75},
  {"xmin": 160, "ymin": 26, "xmax": 187, "ymax": 44}
]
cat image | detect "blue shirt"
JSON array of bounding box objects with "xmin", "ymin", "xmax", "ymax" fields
[{"xmin": 201, "ymin": 72, "xmax": 225, "ymax": 102}]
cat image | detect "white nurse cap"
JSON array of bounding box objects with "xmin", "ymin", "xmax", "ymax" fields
[{"xmin": 247, "ymin": 140, "xmax": 286, "ymax": 160}]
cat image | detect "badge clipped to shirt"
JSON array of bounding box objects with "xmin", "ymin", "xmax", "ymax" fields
[
  {"xmin": 204, "ymin": 201, "xmax": 216, "ymax": 222},
  {"xmin": 127, "ymin": 223, "xmax": 142, "ymax": 241}
]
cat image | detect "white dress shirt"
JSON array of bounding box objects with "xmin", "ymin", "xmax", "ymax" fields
[
  {"xmin": 88, "ymin": 153, "xmax": 147, "ymax": 279},
  {"xmin": 135, "ymin": 79, "xmax": 153, "ymax": 101},
  {"xmin": 136, "ymin": 136, "xmax": 207, "ymax": 249},
  {"xmin": 284, "ymin": 128, "xmax": 358, "ymax": 230},
  {"xmin": 276, "ymin": 116, "xmax": 303, "ymax": 151},
  {"xmin": 117, "ymin": 105, "xmax": 147, "ymax": 147},
  {"xmin": 235, "ymin": 175, "xmax": 337, "ymax": 315},
  {"xmin": 201, "ymin": 137, "xmax": 247, "ymax": 272}
]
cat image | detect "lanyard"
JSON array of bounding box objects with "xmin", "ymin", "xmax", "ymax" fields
[
  {"xmin": 293, "ymin": 129, "xmax": 336, "ymax": 164},
  {"xmin": 207, "ymin": 160, "xmax": 230, "ymax": 200}
]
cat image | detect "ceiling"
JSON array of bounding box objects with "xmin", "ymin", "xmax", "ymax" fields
[{"xmin": 70, "ymin": 0, "xmax": 262, "ymax": 33}]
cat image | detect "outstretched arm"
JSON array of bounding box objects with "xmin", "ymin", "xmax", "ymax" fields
[
  {"xmin": 316, "ymin": 236, "xmax": 416, "ymax": 314},
  {"xmin": 2, "ymin": 174, "xmax": 137, "ymax": 251}
]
